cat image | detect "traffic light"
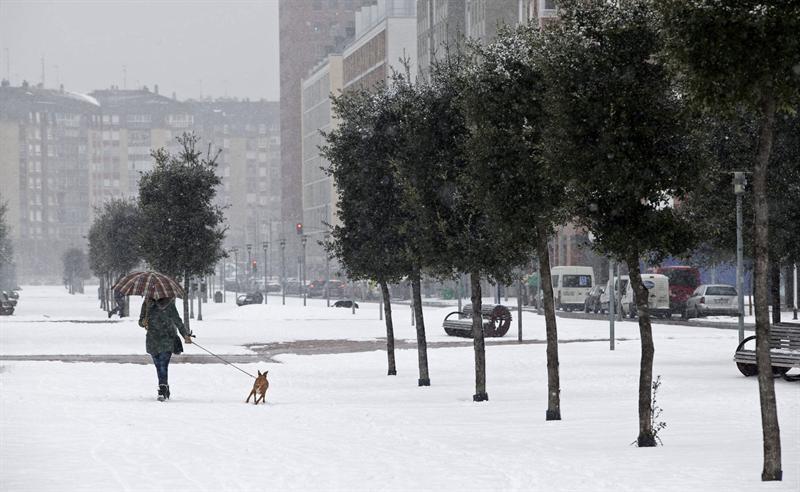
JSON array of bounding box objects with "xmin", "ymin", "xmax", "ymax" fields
[
  {"xmin": 295, "ymin": 222, "xmax": 303, "ymax": 235},
  {"xmin": 251, "ymin": 260, "xmax": 257, "ymax": 273}
]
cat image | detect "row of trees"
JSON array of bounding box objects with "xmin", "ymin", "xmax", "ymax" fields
[
  {"xmin": 323, "ymin": 0, "xmax": 798, "ymax": 480},
  {"xmin": 88, "ymin": 133, "xmax": 227, "ymax": 329}
]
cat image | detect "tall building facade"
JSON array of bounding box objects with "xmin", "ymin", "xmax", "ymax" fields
[
  {"xmin": 0, "ymin": 81, "xmax": 99, "ymax": 280},
  {"xmin": 298, "ymin": 0, "xmax": 417, "ymax": 279},
  {"xmin": 89, "ymin": 87, "xmax": 191, "ymax": 208},
  {"xmin": 278, "ymin": 0, "xmax": 368, "ymax": 252},
  {"xmin": 416, "ymin": 0, "xmax": 465, "ymax": 78},
  {"xmin": 465, "ymin": 0, "xmax": 519, "ymax": 43},
  {"xmin": 343, "ymin": 0, "xmax": 417, "ymax": 91},
  {"xmin": 1, "ymin": 80, "xmax": 281, "ymax": 283},
  {"xmin": 301, "ymin": 55, "xmax": 344, "ymax": 279},
  {"xmin": 191, "ymin": 99, "xmax": 281, "ymax": 275},
  {"xmin": 519, "ymin": 0, "xmax": 558, "ymax": 27}
]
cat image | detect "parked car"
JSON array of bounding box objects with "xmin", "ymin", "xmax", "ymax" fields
[
  {"xmin": 684, "ymin": 284, "xmax": 739, "ymax": 318},
  {"xmin": 306, "ymin": 280, "xmax": 348, "ymax": 298},
  {"xmin": 583, "ymin": 285, "xmax": 604, "ymax": 313},
  {"xmin": 0, "ymin": 291, "xmax": 15, "ymax": 315},
  {"xmin": 333, "ymin": 300, "xmax": 358, "ymax": 309},
  {"xmin": 600, "ymin": 276, "xmax": 629, "ymax": 314},
  {"xmin": 2, "ymin": 291, "xmax": 18, "ymax": 307},
  {"xmin": 283, "ymin": 280, "xmax": 304, "ymax": 295},
  {"xmin": 236, "ymin": 292, "xmax": 264, "ymax": 306},
  {"xmin": 307, "ymin": 280, "xmax": 327, "ymax": 297}
]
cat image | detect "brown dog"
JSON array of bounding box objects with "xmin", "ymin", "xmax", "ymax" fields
[{"xmin": 246, "ymin": 370, "xmax": 269, "ymax": 405}]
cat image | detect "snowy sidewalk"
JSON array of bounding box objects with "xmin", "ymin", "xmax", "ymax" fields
[{"xmin": 2, "ymin": 286, "xmax": 798, "ymax": 491}]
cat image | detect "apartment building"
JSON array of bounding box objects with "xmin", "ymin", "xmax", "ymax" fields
[
  {"xmin": 278, "ymin": 0, "xmax": 370, "ymax": 251},
  {"xmin": 1, "ymin": 81, "xmax": 282, "ymax": 283},
  {"xmin": 0, "ymin": 80, "xmax": 100, "ymax": 281},
  {"xmin": 190, "ymin": 99, "xmax": 281, "ymax": 262},
  {"xmin": 342, "ymin": 0, "xmax": 417, "ymax": 91},
  {"xmin": 300, "ymin": 55, "xmax": 344, "ymax": 279},
  {"xmin": 416, "ymin": 0, "xmax": 466, "ymax": 79},
  {"xmin": 89, "ymin": 86, "xmax": 191, "ymax": 207}
]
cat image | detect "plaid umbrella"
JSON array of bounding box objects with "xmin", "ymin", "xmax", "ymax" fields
[{"xmin": 112, "ymin": 271, "xmax": 185, "ymax": 299}]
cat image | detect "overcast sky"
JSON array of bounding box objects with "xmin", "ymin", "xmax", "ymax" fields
[{"xmin": 0, "ymin": 0, "xmax": 280, "ymax": 101}]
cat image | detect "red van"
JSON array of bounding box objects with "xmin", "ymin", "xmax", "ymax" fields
[{"xmin": 651, "ymin": 266, "xmax": 701, "ymax": 314}]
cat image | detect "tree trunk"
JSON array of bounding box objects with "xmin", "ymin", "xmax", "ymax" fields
[
  {"xmin": 470, "ymin": 271, "xmax": 488, "ymax": 402},
  {"xmin": 380, "ymin": 280, "xmax": 397, "ymax": 376},
  {"xmin": 770, "ymin": 260, "xmax": 781, "ymax": 324},
  {"xmin": 627, "ymin": 255, "xmax": 655, "ymax": 447},
  {"xmin": 411, "ymin": 271, "xmax": 430, "ymax": 386},
  {"xmin": 537, "ymin": 226, "xmax": 560, "ymax": 420},
  {"xmin": 183, "ymin": 273, "xmax": 191, "ymax": 333},
  {"xmin": 753, "ymin": 92, "xmax": 782, "ymax": 482}
]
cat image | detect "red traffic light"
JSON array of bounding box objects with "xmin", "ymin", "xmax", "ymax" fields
[
  {"xmin": 295, "ymin": 223, "xmax": 303, "ymax": 235},
  {"xmin": 251, "ymin": 260, "xmax": 257, "ymax": 273}
]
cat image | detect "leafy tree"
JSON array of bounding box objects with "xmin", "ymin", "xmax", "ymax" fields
[
  {"xmin": 88, "ymin": 198, "xmax": 143, "ymax": 311},
  {"xmin": 459, "ymin": 26, "xmax": 568, "ymax": 415},
  {"xmin": 322, "ymin": 84, "xmax": 414, "ymax": 376},
  {"xmin": 62, "ymin": 248, "xmax": 90, "ymax": 294},
  {"xmin": 542, "ymin": 0, "xmax": 700, "ymax": 445},
  {"xmin": 0, "ymin": 197, "xmax": 16, "ymax": 290},
  {"xmin": 138, "ymin": 133, "xmax": 228, "ymax": 330},
  {"xmin": 679, "ymin": 109, "xmax": 800, "ymax": 321},
  {"xmin": 660, "ymin": 0, "xmax": 800, "ymax": 479}
]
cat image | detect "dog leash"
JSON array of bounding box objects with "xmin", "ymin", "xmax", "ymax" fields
[{"xmin": 189, "ymin": 340, "xmax": 256, "ymax": 379}]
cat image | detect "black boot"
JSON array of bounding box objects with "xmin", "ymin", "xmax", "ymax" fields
[{"xmin": 157, "ymin": 384, "xmax": 170, "ymax": 401}]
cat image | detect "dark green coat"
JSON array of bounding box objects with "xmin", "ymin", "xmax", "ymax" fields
[{"xmin": 138, "ymin": 298, "xmax": 189, "ymax": 355}]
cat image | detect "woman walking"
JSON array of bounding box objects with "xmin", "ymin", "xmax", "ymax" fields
[{"xmin": 139, "ymin": 297, "xmax": 193, "ymax": 401}]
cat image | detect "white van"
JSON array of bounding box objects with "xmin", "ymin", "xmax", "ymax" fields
[
  {"xmin": 601, "ymin": 274, "xmax": 671, "ymax": 318},
  {"xmin": 550, "ymin": 266, "xmax": 594, "ymax": 311},
  {"xmin": 600, "ymin": 275, "xmax": 629, "ymax": 314}
]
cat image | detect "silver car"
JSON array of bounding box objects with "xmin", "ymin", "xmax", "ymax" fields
[{"xmin": 685, "ymin": 284, "xmax": 739, "ymax": 318}]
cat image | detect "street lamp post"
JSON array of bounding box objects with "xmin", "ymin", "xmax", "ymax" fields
[
  {"xmin": 280, "ymin": 238, "xmax": 286, "ymax": 305},
  {"xmin": 197, "ymin": 277, "xmax": 203, "ymax": 321},
  {"xmin": 734, "ymin": 172, "xmax": 746, "ymax": 343},
  {"xmin": 268, "ymin": 241, "xmax": 269, "ymax": 304},
  {"xmin": 609, "ymin": 259, "xmax": 616, "ymax": 351},
  {"xmin": 301, "ymin": 235, "xmax": 308, "ymax": 307},
  {"xmin": 325, "ymin": 233, "xmax": 331, "ymax": 307},
  {"xmin": 246, "ymin": 243, "xmax": 252, "ymax": 286},
  {"xmin": 231, "ymin": 247, "xmax": 239, "ymax": 301},
  {"xmin": 793, "ymin": 263, "xmax": 797, "ymax": 320}
]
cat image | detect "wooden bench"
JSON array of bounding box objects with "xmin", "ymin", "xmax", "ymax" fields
[
  {"xmin": 442, "ymin": 304, "xmax": 512, "ymax": 338},
  {"xmin": 733, "ymin": 323, "xmax": 800, "ymax": 378}
]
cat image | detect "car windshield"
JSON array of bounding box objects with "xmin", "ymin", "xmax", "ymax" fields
[
  {"xmin": 706, "ymin": 286, "xmax": 736, "ymax": 296},
  {"xmin": 563, "ymin": 275, "xmax": 592, "ymax": 288}
]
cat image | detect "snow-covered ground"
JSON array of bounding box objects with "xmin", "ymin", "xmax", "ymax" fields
[{"xmin": 1, "ymin": 285, "xmax": 798, "ymax": 491}]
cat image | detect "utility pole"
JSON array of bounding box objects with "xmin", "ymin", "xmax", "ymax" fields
[
  {"xmin": 734, "ymin": 172, "xmax": 746, "ymax": 342},
  {"xmin": 246, "ymin": 243, "xmax": 252, "ymax": 288},
  {"xmin": 517, "ymin": 276, "xmax": 523, "ymax": 343},
  {"xmin": 301, "ymin": 235, "xmax": 308, "ymax": 307},
  {"xmin": 325, "ymin": 233, "xmax": 331, "ymax": 307},
  {"xmin": 232, "ymin": 247, "xmax": 239, "ymax": 300},
  {"xmin": 280, "ymin": 238, "xmax": 286, "ymax": 305},
  {"xmin": 609, "ymin": 259, "xmax": 615, "ymax": 351},
  {"xmin": 268, "ymin": 241, "xmax": 269, "ymax": 304},
  {"xmin": 197, "ymin": 277, "xmax": 203, "ymax": 321},
  {"xmin": 457, "ymin": 275, "xmax": 462, "ymax": 313},
  {"xmin": 793, "ymin": 263, "xmax": 797, "ymax": 320}
]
